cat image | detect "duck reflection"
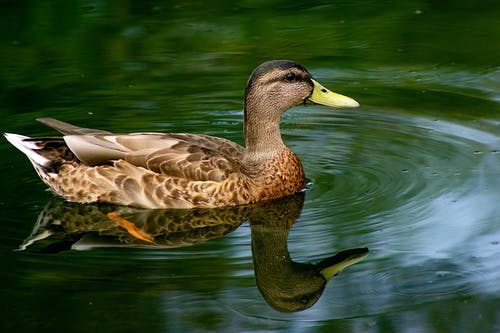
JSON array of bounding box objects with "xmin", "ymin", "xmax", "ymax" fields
[
  {"xmin": 249, "ymin": 196, "xmax": 368, "ymax": 312},
  {"xmin": 20, "ymin": 193, "xmax": 368, "ymax": 312},
  {"xmin": 19, "ymin": 199, "xmax": 249, "ymax": 251}
]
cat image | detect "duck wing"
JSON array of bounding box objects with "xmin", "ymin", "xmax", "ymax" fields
[{"xmin": 38, "ymin": 118, "xmax": 244, "ymax": 182}]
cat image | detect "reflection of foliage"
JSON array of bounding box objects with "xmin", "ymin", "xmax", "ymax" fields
[{"xmin": 2, "ymin": 1, "xmax": 498, "ymax": 122}]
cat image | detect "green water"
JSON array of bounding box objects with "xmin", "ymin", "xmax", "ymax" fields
[{"xmin": 1, "ymin": 1, "xmax": 499, "ymax": 332}]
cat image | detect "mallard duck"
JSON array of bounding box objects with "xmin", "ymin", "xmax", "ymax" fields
[{"xmin": 4, "ymin": 60, "xmax": 358, "ymax": 209}]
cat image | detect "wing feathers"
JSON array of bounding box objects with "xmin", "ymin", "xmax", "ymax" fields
[
  {"xmin": 63, "ymin": 135, "xmax": 128, "ymax": 166},
  {"xmin": 37, "ymin": 118, "xmax": 112, "ymax": 135},
  {"xmin": 30, "ymin": 118, "xmax": 245, "ymax": 182}
]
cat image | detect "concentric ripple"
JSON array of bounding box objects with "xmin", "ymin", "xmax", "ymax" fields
[
  {"xmin": 267, "ymin": 107, "xmax": 500, "ymax": 319},
  {"xmin": 282, "ymin": 108, "xmax": 496, "ymax": 226}
]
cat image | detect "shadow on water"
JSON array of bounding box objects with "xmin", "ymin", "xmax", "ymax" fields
[{"xmin": 19, "ymin": 192, "xmax": 368, "ymax": 312}]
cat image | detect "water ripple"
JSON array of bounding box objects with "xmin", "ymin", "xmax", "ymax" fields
[{"xmin": 276, "ymin": 107, "xmax": 500, "ymax": 318}]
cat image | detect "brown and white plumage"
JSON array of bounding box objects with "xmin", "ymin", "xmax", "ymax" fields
[{"xmin": 4, "ymin": 60, "xmax": 358, "ymax": 209}]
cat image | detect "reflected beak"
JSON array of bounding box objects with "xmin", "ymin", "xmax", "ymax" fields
[
  {"xmin": 308, "ymin": 79, "xmax": 359, "ymax": 108},
  {"xmin": 319, "ymin": 247, "xmax": 369, "ymax": 281}
]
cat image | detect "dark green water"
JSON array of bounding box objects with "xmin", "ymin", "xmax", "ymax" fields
[{"xmin": 1, "ymin": 1, "xmax": 499, "ymax": 332}]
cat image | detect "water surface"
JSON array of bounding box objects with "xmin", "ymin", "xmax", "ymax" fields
[{"xmin": 1, "ymin": 1, "xmax": 499, "ymax": 332}]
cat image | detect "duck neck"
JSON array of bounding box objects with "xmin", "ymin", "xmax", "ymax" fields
[{"xmin": 243, "ymin": 101, "xmax": 286, "ymax": 158}]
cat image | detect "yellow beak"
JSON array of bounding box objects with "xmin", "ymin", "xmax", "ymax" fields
[{"xmin": 308, "ymin": 79, "xmax": 359, "ymax": 108}]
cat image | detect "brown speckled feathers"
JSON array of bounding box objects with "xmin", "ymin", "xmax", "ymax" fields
[{"xmin": 4, "ymin": 60, "xmax": 358, "ymax": 208}]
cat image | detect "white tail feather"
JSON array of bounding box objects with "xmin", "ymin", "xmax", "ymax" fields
[{"xmin": 4, "ymin": 133, "xmax": 51, "ymax": 167}]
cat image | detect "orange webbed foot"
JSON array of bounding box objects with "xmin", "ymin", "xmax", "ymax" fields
[{"xmin": 107, "ymin": 212, "xmax": 154, "ymax": 243}]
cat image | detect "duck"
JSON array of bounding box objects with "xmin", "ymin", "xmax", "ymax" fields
[{"xmin": 4, "ymin": 60, "xmax": 359, "ymax": 209}]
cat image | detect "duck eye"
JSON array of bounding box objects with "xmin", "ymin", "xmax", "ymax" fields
[{"xmin": 284, "ymin": 72, "xmax": 297, "ymax": 82}]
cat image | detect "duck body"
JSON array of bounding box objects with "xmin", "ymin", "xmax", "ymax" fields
[
  {"xmin": 23, "ymin": 128, "xmax": 304, "ymax": 208},
  {"xmin": 4, "ymin": 60, "xmax": 358, "ymax": 209}
]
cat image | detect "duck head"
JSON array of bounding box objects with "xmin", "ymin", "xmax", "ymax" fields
[{"xmin": 243, "ymin": 60, "xmax": 359, "ymax": 153}]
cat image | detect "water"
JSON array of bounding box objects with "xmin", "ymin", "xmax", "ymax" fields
[{"xmin": 1, "ymin": 1, "xmax": 499, "ymax": 332}]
